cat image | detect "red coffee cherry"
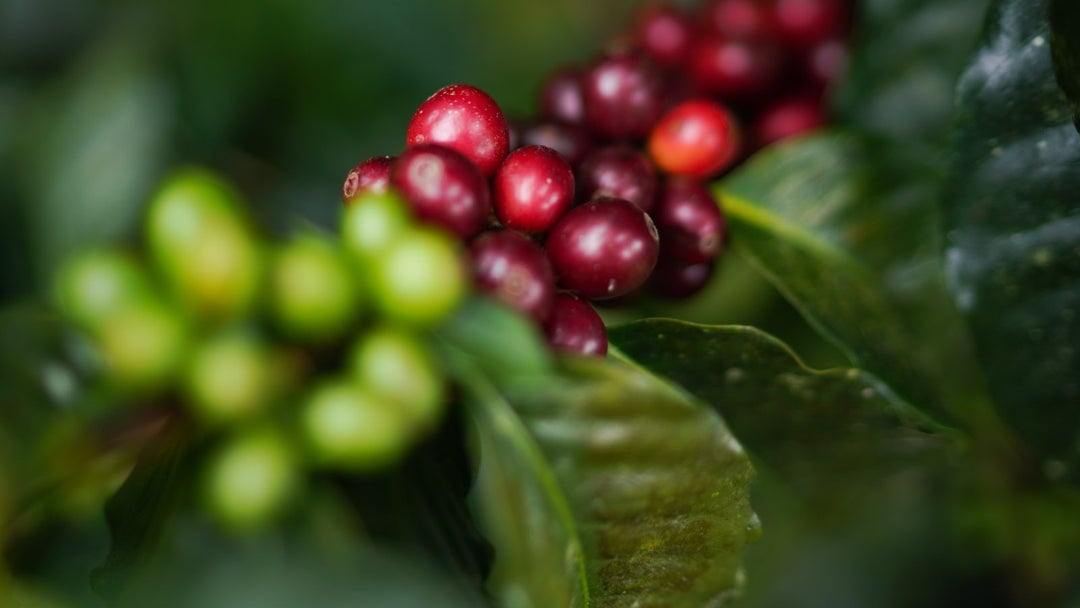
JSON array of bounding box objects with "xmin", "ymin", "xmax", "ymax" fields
[
  {"xmin": 390, "ymin": 144, "xmax": 491, "ymax": 239},
  {"xmin": 649, "ymin": 258, "xmax": 715, "ymax": 298},
  {"xmin": 648, "ymin": 99, "xmax": 741, "ymax": 178},
  {"xmin": 752, "ymin": 95, "xmax": 825, "ymax": 148},
  {"xmin": 687, "ymin": 33, "xmax": 785, "ymax": 102},
  {"xmin": 406, "ymin": 84, "xmax": 510, "ymax": 177},
  {"xmin": 772, "ymin": 0, "xmax": 847, "ymax": 49},
  {"xmin": 538, "ymin": 68, "xmax": 587, "ymax": 126},
  {"xmin": 652, "ymin": 178, "xmax": 727, "ymax": 264},
  {"xmin": 545, "ymin": 196, "xmax": 659, "ymax": 300},
  {"xmin": 581, "ymin": 51, "xmax": 666, "ymax": 140},
  {"xmin": 633, "ymin": 3, "xmax": 695, "ymax": 68},
  {"xmin": 543, "ymin": 293, "xmax": 608, "ymax": 356},
  {"xmin": 520, "ymin": 121, "xmax": 594, "ymax": 167},
  {"xmin": 470, "ymin": 230, "xmax": 556, "ymax": 323},
  {"xmin": 493, "ymin": 146, "xmax": 575, "ymax": 234},
  {"xmin": 343, "ymin": 156, "xmax": 395, "ymax": 203},
  {"xmin": 576, "ymin": 145, "xmax": 657, "ymax": 212}
]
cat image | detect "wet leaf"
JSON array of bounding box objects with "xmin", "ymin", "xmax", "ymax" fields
[
  {"xmin": 943, "ymin": 0, "xmax": 1080, "ymax": 474},
  {"xmin": 610, "ymin": 319, "xmax": 950, "ymax": 498}
]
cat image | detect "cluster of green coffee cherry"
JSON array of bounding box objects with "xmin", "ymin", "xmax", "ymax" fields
[{"xmin": 54, "ymin": 168, "xmax": 468, "ymax": 530}]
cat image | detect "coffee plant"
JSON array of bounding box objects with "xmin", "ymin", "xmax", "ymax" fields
[{"xmin": 1, "ymin": 0, "xmax": 1078, "ymax": 606}]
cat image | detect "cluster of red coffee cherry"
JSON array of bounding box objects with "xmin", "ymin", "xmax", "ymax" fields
[{"xmin": 342, "ymin": 0, "xmax": 849, "ymax": 357}]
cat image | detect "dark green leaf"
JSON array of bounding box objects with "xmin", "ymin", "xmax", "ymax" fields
[
  {"xmin": 609, "ymin": 320, "xmax": 950, "ymax": 499},
  {"xmin": 91, "ymin": 428, "xmax": 195, "ymax": 603},
  {"xmin": 717, "ymin": 132, "xmax": 975, "ymax": 417},
  {"xmin": 435, "ymin": 296, "xmax": 553, "ymax": 388},
  {"xmin": 943, "ymin": 0, "xmax": 1080, "ymax": 472},
  {"xmin": 334, "ymin": 410, "xmax": 492, "ymax": 603},
  {"xmin": 1050, "ymin": 0, "xmax": 1080, "ymax": 131},
  {"xmin": 834, "ymin": 0, "xmax": 991, "ymax": 149},
  {"xmin": 107, "ymin": 513, "xmax": 480, "ymax": 608},
  {"xmin": 461, "ymin": 355, "xmax": 758, "ymax": 607}
]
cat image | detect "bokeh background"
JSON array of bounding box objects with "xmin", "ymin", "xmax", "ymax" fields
[{"xmin": 7, "ymin": 1, "xmax": 1060, "ymax": 607}]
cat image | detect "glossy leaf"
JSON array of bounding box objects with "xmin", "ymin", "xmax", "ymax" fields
[
  {"xmin": 609, "ymin": 320, "xmax": 949, "ymax": 497},
  {"xmin": 1050, "ymin": 0, "xmax": 1080, "ymax": 130},
  {"xmin": 717, "ymin": 132, "xmax": 967, "ymax": 416},
  {"xmin": 834, "ymin": 0, "xmax": 991, "ymax": 148},
  {"xmin": 460, "ymin": 352, "xmax": 759, "ymax": 608},
  {"xmin": 943, "ymin": 0, "xmax": 1080, "ymax": 472},
  {"xmin": 104, "ymin": 512, "xmax": 481, "ymax": 608}
]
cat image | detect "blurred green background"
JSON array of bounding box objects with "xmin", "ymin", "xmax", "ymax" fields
[
  {"xmin": 9, "ymin": 1, "xmax": 1075, "ymax": 607},
  {"xmin": 0, "ymin": 0, "xmax": 650, "ymax": 305}
]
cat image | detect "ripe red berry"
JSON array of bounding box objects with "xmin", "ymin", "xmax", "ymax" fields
[
  {"xmin": 493, "ymin": 146, "xmax": 575, "ymax": 234},
  {"xmin": 390, "ymin": 144, "xmax": 491, "ymax": 239},
  {"xmin": 581, "ymin": 52, "xmax": 665, "ymax": 140},
  {"xmin": 520, "ymin": 121, "xmax": 593, "ymax": 167},
  {"xmin": 343, "ymin": 156, "xmax": 395, "ymax": 203},
  {"xmin": 576, "ymin": 145, "xmax": 657, "ymax": 212},
  {"xmin": 648, "ymin": 99, "xmax": 741, "ymax": 178},
  {"xmin": 752, "ymin": 96, "xmax": 825, "ymax": 148},
  {"xmin": 803, "ymin": 38, "xmax": 847, "ymax": 92},
  {"xmin": 701, "ymin": 0, "xmax": 776, "ymax": 39},
  {"xmin": 546, "ymin": 196, "xmax": 659, "ymax": 300},
  {"xmin": 406, "ymin": 84, "xmax": 510, "ymax": 177},
  {"xmin": 649, "ymin": 258, "xmax": 715, "ymax": 298},
  {"xmin": 538, "ymin": 68, "xmax": 586, "ymax": 126},
  {"xmin": 543, "ymin": 293, "xmax": 608, "ymax": 356},
  {"xmin": 633, "ymin": 3, "xmax": 695, "ymax": 67},
  {"xmin": 687, "ymin": 33, "xmax": 785, "ymax": 102},
  {"xmin": 470, "ymin": 230, "xmax": 556, "ymax": 323},
  {"xmin": 652, "ymin": 178, "xmax": 726, "ymax": 264},
  {"xmin": 772, "ymin": 0, "xmax": 847, "ymax": 49}
]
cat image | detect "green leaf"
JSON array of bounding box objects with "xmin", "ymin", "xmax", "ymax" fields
[
  {"xmin": 943, "ymin": 0, "xmax": 1080, "ymax": 472},
  {"xmin": 91, "ymin": 428, "xmax": 196, "ymax": 602},
  {"xmin": 717, "ymin": 132, "xmax": 973, "ymax": 417},
  {"xmin": 333, "ymin": 410, "xmax": 493, "ymax": 602},
  {"xmin": 1050, "ymin": 0, "xmax": 1080, "ymax": 131},
  {"xmin": 436, "ymin": 296, "xmax": 553, "ymax": 387},
  {"xmin": 609, "ymin": 320, "xmax": 950, "ymax": 499},
  {"xmin": 834, "ymin": 0, "xmax": 991, "ymax": 149},
  {"xmin": 460, "ymin": 355, "xmax": 758, "ymax": 607},
  {"xmin": 105, "ymin": 513, "xmax": 482, "ymax": 608}
]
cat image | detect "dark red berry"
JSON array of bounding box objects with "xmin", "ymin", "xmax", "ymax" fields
[
  {"xmin": 771, "ymin": 0, "xmax": 847, "ymax": 49},
  {"xmin": 343, "ymin": 156, "xmax": 395, "ymax": 203},
  {"xmin": 581, "ymin": 52, "xmax": 665, "ymax": 140},
  {"xmin": 406, "ymin": 84, "xmax": 510, "ymax": 177},
  {"xmin": 648, "ymin": 99, "xmax": 741, "ymax": 178},
  {"xmin": 633, "ymin": 4, "xmax": 695, "ymax": 67},
  {"xmin": 576, "ymin": 145, "xmax": 657, "ymax": 212},
  {"xmin": 649, "ymin": 258, "xmax": 715, "ymax": 298},
  {"xmin": 521, "ymin": 121, "xmax": 593, "ymax": 167},
  {"xmin": 752, "ymin": 96, "xmax": 825, "ymax": 148},
  {"xmin": 653, "ymin": 178, "xmax": 726, "ymax": 264},
  {"xmin": 391, "ymin": 144, "xmax": 491, "ymax": 239},
  {"xmin": 701, "ymin": 0, "xmax": 776, "ymax": 39},
  {"xmin": 538, "ymin": 68, "xmax": 586, "ymax": 126},
  {"xmin": 493, "ymin": 146, "xmax": 575, "ymax": 234},
  {"xmin": 546, "ymin": 196, "xmax": 659, "ymax": 300},
  {"xmin": 688, "ymin": 34, "xmax": 785, "ymax": 102},
  {"xmin": 803, "ymin": 39, "xmax": 847, "ymax": 92},
  {"xmin": 543, "ymin": 293, "xmax": 608, "ymax": 356},
  {"xmin": 470, "ymin": 230, "xmax": 556, "ymax": 323}
]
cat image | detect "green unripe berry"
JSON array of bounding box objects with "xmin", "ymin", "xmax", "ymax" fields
[
  {"xmin": 94, "ymin": 298, "xmax": 189, "ymax": 391},
  {"xmin": 203, "ymin": 428, "xmax": 299, "ymax": 531},
  {"xmin": 269, "ymin": 234, "xmax": 362, "ymax": 342},
  {"xmin": 184, "ymin": 330, "xmax": 273, "ymax": 425},
  {"xmin": 348, "ymin": 325, "xmax": 446, "ymax": 433},
  {"xmin": 369, "ymin": 227, "xmax": 467, "ymax": 326},
  {"xmin": 340, "ymin": 190, "xmax": 413, "ymax": 262},
  {"xmin": 300, "ymin": 380, "xmax": 411, "ymax": 471},
  {"xmin": 144, "ymin": 169, "xmax": 263, "ymax": 321},
  {"xmin": 54, "ymin": 249, "xmax": 152, "ymax": 330}
]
